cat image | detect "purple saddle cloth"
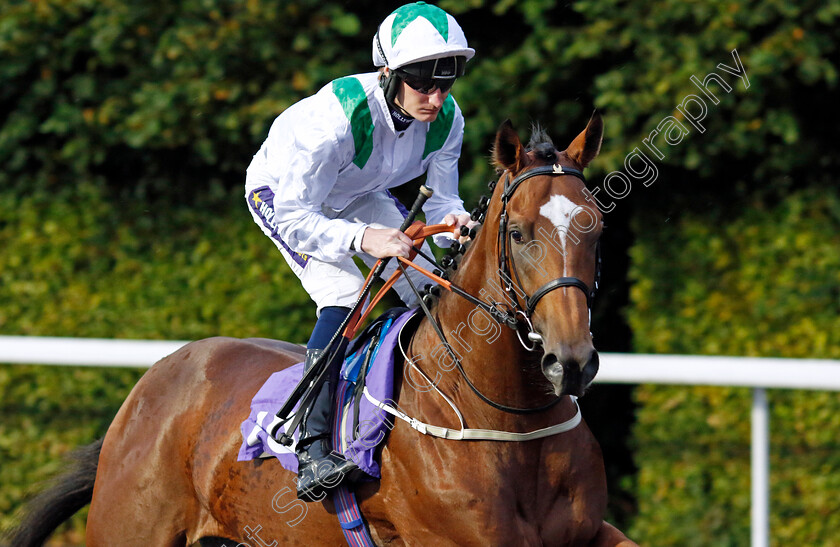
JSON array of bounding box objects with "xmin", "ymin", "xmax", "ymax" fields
[{"xmin": 237, "ymin": 309, "xmax": 417, "ymax": 478}]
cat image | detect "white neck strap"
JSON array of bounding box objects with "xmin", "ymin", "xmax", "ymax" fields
[{"xmin": 363, "ymin": 387, "xmax": 580, "ymax": 441}]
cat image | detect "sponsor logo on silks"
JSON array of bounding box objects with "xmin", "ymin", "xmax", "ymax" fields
[{"xmin": 249, "ymin": 187, "xmax": 310, "ymax": 269}]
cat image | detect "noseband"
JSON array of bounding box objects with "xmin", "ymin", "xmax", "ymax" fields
[{"xmin": 497, "ymin": 164, "xmax": 601, "ymax": 344}]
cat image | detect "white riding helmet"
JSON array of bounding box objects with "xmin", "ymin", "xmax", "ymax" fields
[{"xmin": 372, "ymin": 2, "xmax": 475, "ymax": 72}]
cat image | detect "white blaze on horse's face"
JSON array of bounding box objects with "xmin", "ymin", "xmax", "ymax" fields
[{"xmin": 539, "ymin": 194, "xmax": 578, "ymax": 276}]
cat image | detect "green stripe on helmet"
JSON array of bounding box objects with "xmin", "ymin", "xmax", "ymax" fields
[
  {"xmin": 391, "ymin": 2, "xmax": 449, "ymax": 47},
  {"xmin": 423, "ymin": 94, "xmax": 455, "ymax": 159},
  {"xmin": 332, "ymin": 76, "xmax": 374, "ymax": 169}
]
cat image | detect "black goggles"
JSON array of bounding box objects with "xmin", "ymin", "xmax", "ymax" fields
[
  {"xmin": 395, "ymin": 56, "xmax": 466, "ymax": 94},
  {"xmin": 398, "ymin": 73, "xmax": 456, "ymax": 94}
]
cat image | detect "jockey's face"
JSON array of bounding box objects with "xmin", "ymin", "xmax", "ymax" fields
[{"xmin": 394, "ymin": 78, "xmax": 450, "ymax": 123}]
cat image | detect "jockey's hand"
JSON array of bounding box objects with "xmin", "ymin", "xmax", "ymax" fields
[
  {"xmin": 360, "ymin": 227, "xmax": 413, "ymax": 259},
  {"xmin": 443, "ymin": 213, "xmax": 480, "ymax": 244}
]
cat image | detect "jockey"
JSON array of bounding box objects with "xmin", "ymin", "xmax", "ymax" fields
[{"xmin": 244, "ymin": 2, "xmax": 475, "ymax": 500}]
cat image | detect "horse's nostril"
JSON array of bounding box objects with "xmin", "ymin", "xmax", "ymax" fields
[
  {"xmin": 581, "ymin": 351, "xmax": 600, "ymax": 387},
  {"xmin": 542, "ymin": 353, "xmax": 563, "ymax": 380},
  {"xmin": 541, "ymin": 353, "xmax": 565, "ymax": 396},
  {"xmin": 543, "ymin": 351, "xmax": 598, "ymax": 396}
]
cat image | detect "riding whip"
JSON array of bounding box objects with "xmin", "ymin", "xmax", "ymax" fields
[{"xmin": 271, "ymin": 185, "xmax": 434, "ymax": 444}]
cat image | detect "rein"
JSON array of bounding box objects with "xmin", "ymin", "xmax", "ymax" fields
[
  {"xmin": 398, "ymin": 260, "xmax": 562, "ymax": 415},
  {"xmin": 385, "ymin": 309, "xmax": 583, "ymax": 442}
]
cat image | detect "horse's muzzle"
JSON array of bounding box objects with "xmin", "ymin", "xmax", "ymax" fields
[{"xmin": 542, "ymin": 350, "xmax": 600, "ymax": 397}]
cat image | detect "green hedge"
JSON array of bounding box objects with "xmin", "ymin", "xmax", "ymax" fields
[
  {"xmin": 627, "ymin": 190, "xmax": 840, "ymax": 545},
  {"xmin": 0, "ymin": 183, "xmax": 314, "ymax": 340},
  {"xmin": 0, "ymin": 183, "xmax": 315, "ymax": 536}
]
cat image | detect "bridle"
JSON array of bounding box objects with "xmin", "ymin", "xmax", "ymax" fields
[
  {"xmin": 401, "ymin": 162, "xmax": 602, "ymax": 415},
  {"xmin": 496, "ymin": 163, "xmax": 602, "ymax": 350}
]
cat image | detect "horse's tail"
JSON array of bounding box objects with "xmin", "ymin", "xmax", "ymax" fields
[{"xmin": 1, "ymin": 438, "xmax": 101, "ymax": 547}]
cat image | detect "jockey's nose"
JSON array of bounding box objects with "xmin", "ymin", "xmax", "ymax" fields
[{"xmin": 428, "ymin": 89, "xmax": 445, "ymax": 108}]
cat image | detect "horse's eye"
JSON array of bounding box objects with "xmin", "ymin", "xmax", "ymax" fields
[{"xmin": 510, "ymin": 230, "xmax": 524, "ymax": 244}]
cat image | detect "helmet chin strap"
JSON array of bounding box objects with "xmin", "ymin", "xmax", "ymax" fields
[
  {"xmin": 379, "ymin": 70, "xmax": 413, "ymax": 119},
  {"xmin": 375, "ymin": 29, "xmax": 412, "ymax": 119}
]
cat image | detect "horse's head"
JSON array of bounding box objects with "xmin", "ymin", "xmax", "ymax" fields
[{"xmin": 489, "ymin": 113, "xmax": 604, "ymax": 397}]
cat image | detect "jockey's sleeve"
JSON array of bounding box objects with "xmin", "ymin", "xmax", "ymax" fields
[
  {"xmin": 422, "ymin": 104, "xmax": 469, "ymax": 247},
  {"xmin": 258, "ymin": 109, "xmax": 364, "ymax": 263}
]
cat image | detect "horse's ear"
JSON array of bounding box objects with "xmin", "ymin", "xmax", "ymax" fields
[
  {"xmin": 492, "ymin": 119, "xmax": 527, "ymax": 173},
  {"xmin": 566, "ymin": 110, "xmax": 604, "ymax": 169}
]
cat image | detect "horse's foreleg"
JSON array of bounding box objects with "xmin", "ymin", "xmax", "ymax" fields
[{"xmin": 588, "ymin": 521, "xmax": 638, "ymax": 547}]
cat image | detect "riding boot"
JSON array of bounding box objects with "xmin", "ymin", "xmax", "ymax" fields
[{"xmin": 295, "ymin": 348, "xmax": 360, "ymax": 501}]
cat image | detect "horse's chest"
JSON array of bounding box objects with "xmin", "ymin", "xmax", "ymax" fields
[
  {"xmin": 367, "ymin": 408, "xmax": 607, "ymax": 545},
  {"xmin": 368, "ymin": 495, "xmax": 593, "ymax": 547},
  {"xmin": 369, "ymin": 458, "xmax": 600, "ymax": 546}
]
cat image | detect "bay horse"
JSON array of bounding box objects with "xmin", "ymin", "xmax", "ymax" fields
[{"xmin": 5, "ymin": 114, "xmax": 636, "ymax": 546}]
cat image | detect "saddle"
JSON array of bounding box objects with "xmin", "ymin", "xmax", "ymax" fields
[
  {"xmin": 237, "ymin": 307, "xmax": 419, "ymax": 478},
  {"xmin": 339, "ymin": 307, "xmax": 410, "ymax": 443}
]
